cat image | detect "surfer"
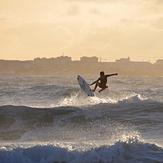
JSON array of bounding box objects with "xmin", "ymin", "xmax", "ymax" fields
[{"xmin": 90, "ymin": 71, "xmax": 118, "ymax": 93}]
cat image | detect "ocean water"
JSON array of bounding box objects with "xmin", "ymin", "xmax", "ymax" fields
[{"xmin": 0, "ymin": 75, "xmax": 163, "ymax": 163}]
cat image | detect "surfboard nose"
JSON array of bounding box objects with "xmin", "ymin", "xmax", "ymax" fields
[
  {"xmin": 77, "ymin": 75, "xmax": 94, "ymax": 97},
  {"xmin": 77, "ymin": 75, "xmax": 80, "ymax": 80}
]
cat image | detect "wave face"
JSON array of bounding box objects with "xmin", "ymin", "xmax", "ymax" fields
[{"xmin": 0, "ymin": 76, "xmax": 163, "ymax": 162}]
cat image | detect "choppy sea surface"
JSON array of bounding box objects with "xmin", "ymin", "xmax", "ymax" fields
[{"xmin": 0, "ymin": 75, "xmax": 163, "ymax": 163}]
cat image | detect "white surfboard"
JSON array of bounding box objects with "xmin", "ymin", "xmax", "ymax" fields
[{"xmin": 77, "ymin": 75, "xmax": 94, "ymax": 96}]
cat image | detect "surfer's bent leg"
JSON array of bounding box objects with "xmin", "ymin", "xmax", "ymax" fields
[
  {"xmin": 98, "ymin": 85, "xmax": 108, "ymax": 93},
  {"xmin": 93, "ymin": 82, "xmax": 99, "ymax": 92}
]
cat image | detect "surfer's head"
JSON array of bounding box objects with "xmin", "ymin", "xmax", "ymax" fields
[{"xmin": 100, "ymin": 71, "xmax": 104, "ymax": 76}]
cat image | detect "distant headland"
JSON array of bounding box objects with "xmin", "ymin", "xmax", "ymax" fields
[{"xmin": 0, "ymin": 56, "xmax": 163, "ymax": 76}]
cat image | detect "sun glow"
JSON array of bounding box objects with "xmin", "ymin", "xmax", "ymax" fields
[{"xmin": 0, "ymin": 0, "xmax": 163, "ymax": 62}]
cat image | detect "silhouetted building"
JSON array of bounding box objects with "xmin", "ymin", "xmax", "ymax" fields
[
  {"xmin": 115, "ymin": 57, "xmax": 130, "ymax": 63},
  {"xmin": 54, "ymin": 56, "xmax": 71, "ymax": 63},
  {"xmin": 80, "ymin": 56, "xmax": 98, "ymax": 63},
  {"xmin": 156, "ymin": 59, "xmax": 163, "ymax": 65}
]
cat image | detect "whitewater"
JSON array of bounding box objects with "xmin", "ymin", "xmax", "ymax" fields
[{"xmin": 0, "ymin": 75, "xmax": 163, "ymax": 163}]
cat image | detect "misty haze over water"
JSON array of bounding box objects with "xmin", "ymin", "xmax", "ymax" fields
[{"xmin": 0, "ymin": 56, "xmax": 163, "ymax": 76}]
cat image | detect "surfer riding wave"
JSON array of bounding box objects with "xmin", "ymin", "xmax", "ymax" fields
[{"xmin": 90, "ymin": 71, "xmax": 118, "ymax": 93}]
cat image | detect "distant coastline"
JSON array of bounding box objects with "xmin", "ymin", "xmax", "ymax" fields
[{"xmin": 0, "ymin": 56, "xmax": 163, "ymax": 76}]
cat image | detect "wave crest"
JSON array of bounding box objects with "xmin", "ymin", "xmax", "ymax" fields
[{"xmin": 0, "ymin": 137, "xmax": 163, "ymax": 163}]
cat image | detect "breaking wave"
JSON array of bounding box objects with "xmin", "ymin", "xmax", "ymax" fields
[{"xmin": 0, "ymin": 137, "xmax": 163, "ymax": 163}]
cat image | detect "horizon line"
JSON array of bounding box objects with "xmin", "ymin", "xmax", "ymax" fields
[{"xmin": 0, "ymin": 55, "xmax": 163, "ymax": 63}]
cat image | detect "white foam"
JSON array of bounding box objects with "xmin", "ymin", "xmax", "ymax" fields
[{"xmin": 0, "ymin": 137, "xmax": 163, "ymax": 163}]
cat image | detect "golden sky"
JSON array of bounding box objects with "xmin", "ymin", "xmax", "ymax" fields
[{"xmin": 0, "ymin": 0, "xmax": 163, "ymax": 62}]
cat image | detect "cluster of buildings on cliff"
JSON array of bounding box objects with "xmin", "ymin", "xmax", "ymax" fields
[{"xmin": 0, "ymin": 56, "xmax": 163, "ymax": 76}]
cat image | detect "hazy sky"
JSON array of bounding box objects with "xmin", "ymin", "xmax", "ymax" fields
[{"xmin": 0, "ymin": 0, "xmax": 163, "ymax": 62}]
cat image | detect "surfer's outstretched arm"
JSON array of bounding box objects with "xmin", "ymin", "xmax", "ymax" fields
[
  {"xmin": 106, "ymin": 73, "xmax": 118, "ymax": 77},
  {"xmin": 90, "ymin": 78, "xmax": 100, "ymax": 86}
]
